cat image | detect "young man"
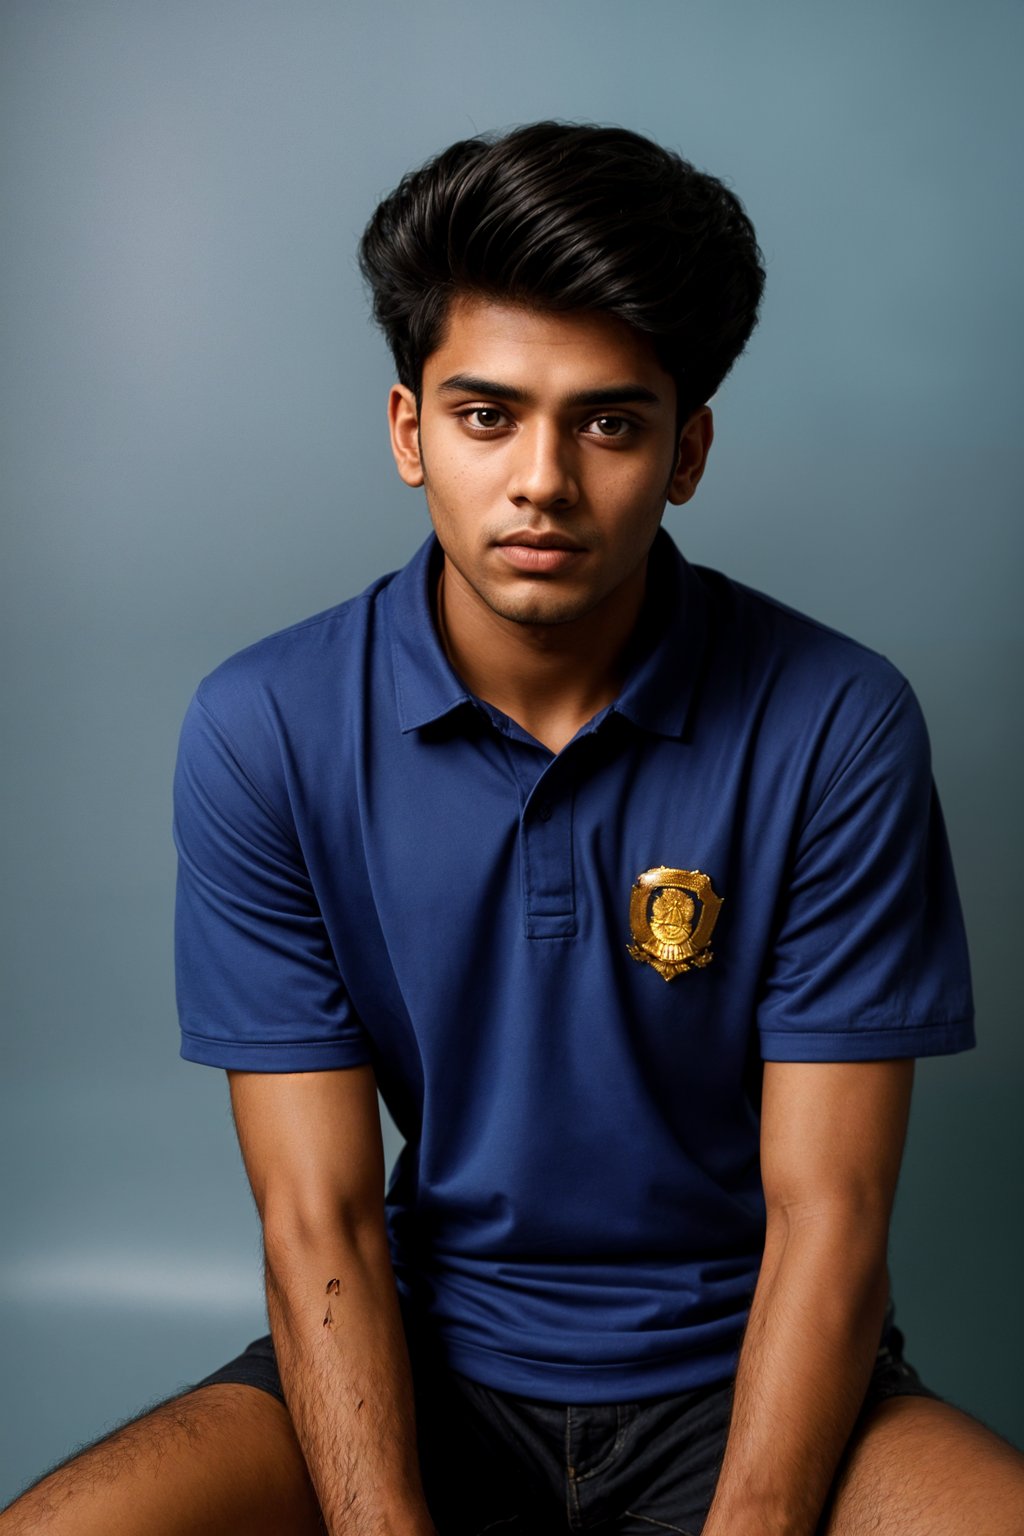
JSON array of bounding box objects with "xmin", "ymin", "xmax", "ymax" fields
[{"xmin": 4, "ymin": 122, "xmax": 1022, "ymax": 1536}]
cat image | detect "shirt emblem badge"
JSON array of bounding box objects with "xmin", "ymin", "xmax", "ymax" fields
[{"xmin": 628, "ymin": 867, "xmax": 723, "ymax": 981}]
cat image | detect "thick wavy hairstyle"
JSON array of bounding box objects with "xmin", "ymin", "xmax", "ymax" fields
[{"xmin": 358, "ymin": 121, "xmax": 765, "ymax": 422}]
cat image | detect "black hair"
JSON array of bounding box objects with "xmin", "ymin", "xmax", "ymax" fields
[{"xmin": 358, "ymin": 121, "xmax": 765, "ymax": 422}]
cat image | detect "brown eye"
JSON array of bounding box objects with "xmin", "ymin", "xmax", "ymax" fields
[
  {"xmin": 590, "ymin": 416, "xmax": 631, "ymax": 438},
  {"xmin": 467, "ymin": 408, "xmax": 503, "ymax": 428}
]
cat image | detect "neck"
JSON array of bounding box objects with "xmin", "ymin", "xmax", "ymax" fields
[{"xmin": 436, "ymin": 560, "xmax": 647, "ymax": 754}]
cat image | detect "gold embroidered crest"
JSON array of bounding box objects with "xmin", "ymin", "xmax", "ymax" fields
[{"xmin": 628, "ymin": 867, "xmax": 722, "ymax": 981}]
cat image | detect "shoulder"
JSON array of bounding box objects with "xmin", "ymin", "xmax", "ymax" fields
[
  {"xmin": 188, "ymin": 568, "xmax": 398, "ymax": 751},
  {"xmin": 201, "ymin": 578, "xmax": 385, "ymax": 709},
  {"xmin": 697, "ymin": 564, "xmax": 904, "ymax": 693},
  {"xmin": 698, "ymin": 563, "xmax": 919, "ymax": 721},
  {"xmin": 691, "ymin": 563, "xmax": 931, "ymax": 804},
  {"xmin": 173, "ymin": 566, "xmax": 404, "ymax": 830}
]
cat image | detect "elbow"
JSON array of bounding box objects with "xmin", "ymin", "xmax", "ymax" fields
[
  {"xmin": 766, "ymin": 1182, "xmax": 894, "ymax": 1257},
  {"xmin": 763, "ymin": 1196, "xmax": 893, "ymax": 1311},
  {"xmin": 260, "ymin": 1187, "xmax": 390, "ymax": 1284}
]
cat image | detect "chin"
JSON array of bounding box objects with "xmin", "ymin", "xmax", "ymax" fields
[{"xmin": 489, "ymin": 591, "xmax": 597, "ymax": 627}]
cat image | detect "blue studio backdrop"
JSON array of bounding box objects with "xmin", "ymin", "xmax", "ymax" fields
[{"xmin": 2, "ymin": 0, "xmax": 1021, "ymax": 1499}]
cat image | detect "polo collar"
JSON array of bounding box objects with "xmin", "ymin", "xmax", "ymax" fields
[
  {"xmin": 388, "ymin": 529, "xmax": 707, "ymax": 740},
  {"xmin": 609, "ymin": 528, "xmax": 708, "ymax": 740},
  {"xmin": 389, "ymin": 537, "xmax": 475, "ymax": 733}
]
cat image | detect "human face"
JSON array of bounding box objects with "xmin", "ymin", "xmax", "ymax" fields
[{"xmin": 388, "ymin": 296, "xmax": 712, "ymax": 632}]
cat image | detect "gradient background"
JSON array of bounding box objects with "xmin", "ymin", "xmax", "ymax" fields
[{"xmin": 2, "ymin": 0, "xmax": 1021, "ymax": 1501}]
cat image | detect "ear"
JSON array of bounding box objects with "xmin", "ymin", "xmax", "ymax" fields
[
  {"xmin": 666, "ymin": 406, "xmax": 714, "ymax": 506},
  {"xmin": 388, "ymin": 384, "xmax": 424, "ymax": 488}
]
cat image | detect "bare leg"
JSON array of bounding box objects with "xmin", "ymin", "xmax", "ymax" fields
[
  {"xmin": 822, "ymin": 1396, "xmax": 1024, "ymax": 1535},
  {"xmin": 0, "ymin": 1383, "xmax": 324, "ymax": 1536}
]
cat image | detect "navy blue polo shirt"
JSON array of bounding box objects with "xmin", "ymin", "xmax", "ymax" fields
[{"xmin": 174, "ymin": 530, "xmax": 974, "ymax": 1400}]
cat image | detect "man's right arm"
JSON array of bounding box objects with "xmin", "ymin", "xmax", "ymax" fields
[{"xmin": 229, "ymin": 1066, "xmax": 437, "ymax": 1536}]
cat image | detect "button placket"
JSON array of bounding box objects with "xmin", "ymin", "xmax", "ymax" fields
[
  {"xmin": 499, "ymin": 737, "xmax": 578, "ymax": 941},
  {"xmin": 520, "ymin": 782, "xmax": 576, "ymax": 938}
]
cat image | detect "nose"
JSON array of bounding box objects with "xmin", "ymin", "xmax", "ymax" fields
[{"xmin": 506, "ymin": 422, "xmax": 579, "ymax": 511}]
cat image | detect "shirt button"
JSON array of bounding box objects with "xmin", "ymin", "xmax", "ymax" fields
[{"xmin": 537, "ymin": 800, "xmax": 554, "ymax": 822}]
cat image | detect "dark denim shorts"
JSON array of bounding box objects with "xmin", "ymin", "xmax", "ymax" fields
[{"xmin": 193, "ymin": 1310, "xmax": 938, "ymax": 1536}]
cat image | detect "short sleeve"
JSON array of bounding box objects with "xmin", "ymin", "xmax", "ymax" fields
[
  {"xmin": 757, "ymin": 681, "xmax": 974, "ymax": 1061},
  {"xmin": 173, "ymin": 689, "xmax": 372, "ymax": 1071}
]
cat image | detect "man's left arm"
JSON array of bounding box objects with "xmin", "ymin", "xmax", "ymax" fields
[{"xmin": 703, "ymin": 1056, "xmax": 915, "ymax": 1536}]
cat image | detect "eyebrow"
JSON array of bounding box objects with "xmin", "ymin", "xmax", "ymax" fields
[{"xmin": 436, "ymin": 373, "xmax": 663, "ymax": 408}]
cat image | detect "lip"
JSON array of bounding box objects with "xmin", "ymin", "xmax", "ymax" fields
[
  {"xmin": 495, "ymin": 530, "xmax": 587, "ymax": 551},
  {"xmin": 493, "ymin": 531, "xmax": 587, "ymax": 576},
  {"xmin": 495, "ymin": 542, "xmax": 586, "ymax": 574}
]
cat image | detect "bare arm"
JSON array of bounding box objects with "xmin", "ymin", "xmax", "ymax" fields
[
  {"xmin": 229, "ymin": 1067, "xmax": 436, "ymax": 1536},
  {"xmin": 702, "ymin": 1057, "xmax": 915, "ymax": 1536}
]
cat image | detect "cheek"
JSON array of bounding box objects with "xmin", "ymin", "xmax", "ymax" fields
[
  {"xmin": 604, "ymin": 461, "xmax": 673, "ymax": 521},
  {"xmin": 427, "ymin": 434, "xmax": 505, "ymax": 500},
  {"xmin": 421, "ymin": 468, "xmax": 486, "ymax": 549}
]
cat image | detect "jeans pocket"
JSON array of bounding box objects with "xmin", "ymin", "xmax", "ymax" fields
[{"xmin": 621, "ymin": 1512, "xmax": 697, "ymax": 1536}]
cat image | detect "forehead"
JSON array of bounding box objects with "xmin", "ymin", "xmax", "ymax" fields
[{"xmin": 423, "ymin": 293, "xmax": 673, "ymax": 397}]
